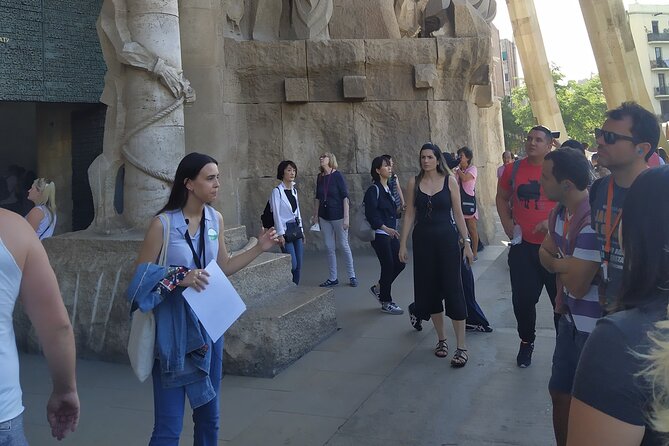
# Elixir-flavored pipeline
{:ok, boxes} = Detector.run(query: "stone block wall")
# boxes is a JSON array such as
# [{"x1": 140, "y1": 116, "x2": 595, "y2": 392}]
[{"x1": 179, "y1": 2, "x2": 503, "y2": 249}]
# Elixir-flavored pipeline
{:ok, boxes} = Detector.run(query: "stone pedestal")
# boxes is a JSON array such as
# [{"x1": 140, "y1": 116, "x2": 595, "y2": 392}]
[{"x1": 15, "y1": 227, "x2": 336, "y2": 377}]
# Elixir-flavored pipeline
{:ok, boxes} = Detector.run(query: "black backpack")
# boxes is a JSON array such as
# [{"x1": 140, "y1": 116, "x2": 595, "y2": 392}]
[{"x1": 261, "y1": 201, "x2": 274, "y2": 229}]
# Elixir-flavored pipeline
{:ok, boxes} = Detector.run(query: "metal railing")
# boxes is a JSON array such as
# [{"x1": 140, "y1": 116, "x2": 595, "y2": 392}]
[
  {"x1": 648, "y1": 32, "x2": 669, "y2": 42},
  {"x1": 651, "y1": 59, "x2": 669, "y2": 69},
  {"x1": 656, "y1": 86, "x2": 669, "y2": 96}
]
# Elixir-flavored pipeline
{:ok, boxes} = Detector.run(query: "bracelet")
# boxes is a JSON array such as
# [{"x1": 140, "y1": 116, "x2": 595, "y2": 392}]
[{"x1": 459, "y1": 237, "x2": 472, "y2": 247}]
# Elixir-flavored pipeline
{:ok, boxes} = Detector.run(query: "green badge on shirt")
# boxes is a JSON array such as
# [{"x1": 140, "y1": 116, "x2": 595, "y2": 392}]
[{"x1": 208, "y1": 228, "x2": 218, "y2": 241}]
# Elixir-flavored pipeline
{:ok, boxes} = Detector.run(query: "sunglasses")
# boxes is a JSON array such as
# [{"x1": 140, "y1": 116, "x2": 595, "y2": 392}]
[{"x1": 594, "y1": 128, "x2": 637, "y2": 145}]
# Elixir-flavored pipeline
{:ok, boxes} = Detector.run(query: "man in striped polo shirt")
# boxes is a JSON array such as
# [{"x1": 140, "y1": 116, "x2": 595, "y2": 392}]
[{"x1": 538, "y1": 148, "x2": 602, "y2": 446}]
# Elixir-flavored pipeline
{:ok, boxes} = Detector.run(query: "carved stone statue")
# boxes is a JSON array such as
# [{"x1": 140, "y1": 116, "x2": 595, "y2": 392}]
[
  {"x1": 394, "y1": 0, "x2": 495, "y2": 37},
  {"x1": 90, "y1": 0, "x2": 195, "y2": 232},
  {"x1": 291, "y1": 0, "x2": 333, "y2": 40},
  {"x1": 253, "y1": 0, "x2": 283, "y2": 41}
]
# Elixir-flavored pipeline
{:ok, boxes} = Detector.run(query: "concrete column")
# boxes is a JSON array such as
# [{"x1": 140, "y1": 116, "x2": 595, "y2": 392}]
[
  {"x1": 505, "y1": 0, "x2": 568, "y2": 138},
  {"x1": 579, "y1": 0, "x2": 653, "y2": 111}
]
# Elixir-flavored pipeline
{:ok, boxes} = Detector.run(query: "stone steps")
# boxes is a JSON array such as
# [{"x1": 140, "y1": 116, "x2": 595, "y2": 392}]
[
  {"x1": 15, "y1": 225, "x2": 337, "y2": 377},
  {"x1": 224, "y1": 285, "x2": 336, "y2": 377}
]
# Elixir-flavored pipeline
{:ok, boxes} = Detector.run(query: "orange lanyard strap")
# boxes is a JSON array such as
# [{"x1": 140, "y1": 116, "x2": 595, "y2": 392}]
[{"x1": 603, "y1": 179, "x2": 623, "y2": 263}]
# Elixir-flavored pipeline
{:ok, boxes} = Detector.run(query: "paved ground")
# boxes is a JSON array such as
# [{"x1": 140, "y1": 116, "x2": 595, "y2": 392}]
[{"x1": 19, "y1": 232, "x2": 558, "y2": 445}]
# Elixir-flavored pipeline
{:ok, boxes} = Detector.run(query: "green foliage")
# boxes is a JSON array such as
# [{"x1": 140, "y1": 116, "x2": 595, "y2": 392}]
[{"x1": 504, "y1": 66, "x2": 607, "y2": 150}]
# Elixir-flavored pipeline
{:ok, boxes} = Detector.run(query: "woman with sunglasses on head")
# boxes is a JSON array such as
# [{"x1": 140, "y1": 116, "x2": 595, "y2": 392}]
[
  {"x1": 25, "y1": 178, "x2": 57, "y2": 240},
  {"x1": 312, "y1": 152, "x2": 357, "y2": 288},
  {"x1": 567, "y1": 166, "x2": 669, "y2": 446},
  {"x1": 455, "y1": 146, "x2": 480, "y2": 261},
  {"x1": 131, "y1": 152, "x2": 278, "y2": 445},
  {"x1": 399, "y1": 143, "x2": 474, "y2": 367}
]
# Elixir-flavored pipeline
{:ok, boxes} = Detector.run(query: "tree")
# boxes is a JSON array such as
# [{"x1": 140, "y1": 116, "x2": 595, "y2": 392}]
[
  {"x1": 505, "y1": 66, "x2": 607, "y2": 149},
  {"x1": 502, "y1": 96, "x2": 525, "y2": 152}
]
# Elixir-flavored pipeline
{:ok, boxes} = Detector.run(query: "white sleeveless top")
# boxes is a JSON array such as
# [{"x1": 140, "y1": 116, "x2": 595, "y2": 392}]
[
  {"x1": 35, "y1": 205, "x2": 56, "y2": 240},
  {"x1": 0, "y1": 237, "x2": 24, "y2": 422}
]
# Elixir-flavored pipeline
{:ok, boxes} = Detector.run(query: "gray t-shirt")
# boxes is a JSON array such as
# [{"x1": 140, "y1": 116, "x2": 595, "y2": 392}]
[
  {"x1": 590, "y1": 176, "x2": 626, "y2": 307},
  {"x1": 573, "y1": 294, "x2": 669, "y2": 445}
]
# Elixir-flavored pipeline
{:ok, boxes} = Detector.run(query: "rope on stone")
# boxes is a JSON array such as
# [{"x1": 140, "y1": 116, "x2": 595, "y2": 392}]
[{"x1": 120, "y1": 95, "x2": 186, "y2": 184}]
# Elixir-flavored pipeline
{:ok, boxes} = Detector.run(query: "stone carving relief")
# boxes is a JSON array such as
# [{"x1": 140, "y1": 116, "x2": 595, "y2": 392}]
[
  {"x1": 225, "y1": 0, "x2": 245, "y2": 36},
  {"x1": 394, "y1": 0, "x2": 495, "y2": 37},
  {"x1": 90, "y1": 0, "x2": 195, "y2": 232},
  {"x1": 253, "y1": 0, "x2": 283, "y2": 41},
  {"x1": 292, "y1": 0, "x2": 333, "y2": 40}
]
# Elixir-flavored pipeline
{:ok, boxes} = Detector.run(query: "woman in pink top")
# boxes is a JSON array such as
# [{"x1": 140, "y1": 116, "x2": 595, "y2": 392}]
[{"x1": 456, "y1": 147, "x2": 479, "y2": 259}]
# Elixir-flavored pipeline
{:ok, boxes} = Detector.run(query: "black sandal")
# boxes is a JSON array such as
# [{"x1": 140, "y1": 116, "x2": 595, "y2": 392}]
[
  {"x1": 434, "y1": 340, "x2": 449, "y2": 358},
  {"x1": 451, "y1": 348, "x2": 468, "y2": 368}
]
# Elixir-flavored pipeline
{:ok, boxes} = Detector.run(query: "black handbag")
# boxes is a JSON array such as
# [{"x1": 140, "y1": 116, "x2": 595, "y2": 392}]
[
  {"x1": 284, "y1": 219, "x2": 304, "y2": 243},
  {"x1": 460, "y1": 183, "x2": 477, "y2": 216}
]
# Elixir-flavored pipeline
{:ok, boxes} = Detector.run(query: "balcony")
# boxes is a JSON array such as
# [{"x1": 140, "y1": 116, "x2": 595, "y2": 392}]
[
  {"x1": 656, "y1": 86, "x2": 669, "y2": 97},
  {"x1": 652, "y1": 59, "x2": 669, "y2": 70},
  {"x1": 648, "y1": 32, "x2": 669, "y2": 43}
]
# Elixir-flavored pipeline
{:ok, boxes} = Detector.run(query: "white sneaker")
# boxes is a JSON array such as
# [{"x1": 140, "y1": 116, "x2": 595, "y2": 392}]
[{"x1": 381, "y1": 302, "x2": 404, "y2": 315}]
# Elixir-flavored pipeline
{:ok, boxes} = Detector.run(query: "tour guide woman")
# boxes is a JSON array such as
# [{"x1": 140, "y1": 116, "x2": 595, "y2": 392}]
[{"x1": 131, "y1": 152, "x2": 278, "y2": 445}]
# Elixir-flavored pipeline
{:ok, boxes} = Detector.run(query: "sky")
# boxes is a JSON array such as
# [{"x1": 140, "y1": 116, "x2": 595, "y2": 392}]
[{"x1": 492, "y1": 0, "x2": 665, "y2": 81}]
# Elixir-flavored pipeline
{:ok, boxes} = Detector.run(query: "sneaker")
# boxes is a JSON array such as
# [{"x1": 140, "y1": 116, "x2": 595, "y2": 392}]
[
  {"x1": 349, "y1": 277, "x2": 359, "y2": 287},
  {"x1": 381, "y1": 302, "x2": 404, "y2": 315},
  {"x1": 408, "y1": 303, "x2": 422, "y2": 331},
  {"x1": 466, "y1": 323, "x2": 493, "y2": 333},
  {"x1": 319, "y1": 279, "x2": 339, "y2": 287},
  {"x1": 369, "y1": 285, "x2": 381, "y2": 303},
  {"x1": 516, "y1": 341, "x2": 534, "y2": 368}
]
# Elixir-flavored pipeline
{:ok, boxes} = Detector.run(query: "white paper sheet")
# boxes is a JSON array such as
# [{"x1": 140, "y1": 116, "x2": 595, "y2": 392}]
[{"x1": 182, "y1": 260, "x2": 246, "y2": 343}]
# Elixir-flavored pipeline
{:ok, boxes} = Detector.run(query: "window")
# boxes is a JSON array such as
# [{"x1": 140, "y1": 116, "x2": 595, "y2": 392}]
[
  {"x1": 502, "y1": 51, "x2": 507, "y2": 61},
  {"x1": 660, "y1": 73, "x2": 666, "y2": 89},
  {"x1": 657, "y1": 47, "x2": 663, "y2": 61},
  {"x1": 652, "y1": 20, "x2": 659, "y2": 34},
  {"x1": 505, "y1": 73, "x2": 509, "y2": 82}
]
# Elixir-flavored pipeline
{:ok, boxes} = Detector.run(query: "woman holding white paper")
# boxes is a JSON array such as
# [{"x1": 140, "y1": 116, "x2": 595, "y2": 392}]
[{"x1": 133, "y1": 152, "x2": 278, "y2": 446}]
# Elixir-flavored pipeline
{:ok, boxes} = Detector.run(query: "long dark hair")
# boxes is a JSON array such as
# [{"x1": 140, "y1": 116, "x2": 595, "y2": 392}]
[
  {"x1": 370, "y1": 155, "x2": 390, "y2": 182},
  {"x1": 157, "y1": 152, "x2": 218, "y2": 214},
  {"x1": 617, "y1": 166, "x2": 669, "y2": 309},
  {"x1": 416, "y1": 143, "x2": 449, "y2": 191}
]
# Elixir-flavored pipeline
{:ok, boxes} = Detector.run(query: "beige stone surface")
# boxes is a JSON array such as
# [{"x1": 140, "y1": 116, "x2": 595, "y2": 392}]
[
  {"x1": 307, "y1": 40, "x2": 366, "y2": 102},
  {"x1": 343, "y1": 76, "x2": 368, "y2": 99},
  {"x1": 433, "y1": 37, "x2": 489, "y2": 101},
  {"x1": 453, "y1": 0, "x2": 490, "y2": 38},
  {"x1": 329, "y1": 0, "x2": 401, "y2": 39},
  {"x1": 253, "y1": 0, "x2": 283, "y2": 41},
  {"x1": 428, "y1": 100, "x2": 472, "y2": 151},
  {"x1": 415, "y1": 63, "x2": 438, "y2": 89},
  {"x1": 285, "y1": 78, "x2": 310, "y2": 102},
  {"x1": 365, "y1": 38, "x2": 437, "y2": 101},
  {"x1": 353, "y1": 101, "x2": 431, "y2": 174},
  {"x1": 579, "y1": 0, "x2": 654, "y2": 111},
  {"x1": 281, "y1": 102, "x2": 357, "y2": 174},
  {"x1": 506, "y1": 0, "x2": 568, "y2": 138},
  {"x1": 223, "y1": 39, "x2": 307, "y2": 103}
]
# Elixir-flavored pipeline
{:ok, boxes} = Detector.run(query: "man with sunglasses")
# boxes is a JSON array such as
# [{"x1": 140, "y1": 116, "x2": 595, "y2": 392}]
[
  {"x1": 497, "y1": 125, "x2": 559, "y2": 368},
  {"x1": 590, "y1": 102, "x2": 660, "y2": 310}
]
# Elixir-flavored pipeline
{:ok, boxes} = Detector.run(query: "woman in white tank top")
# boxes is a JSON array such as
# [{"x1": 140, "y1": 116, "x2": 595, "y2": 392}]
[{"x1": 25, "y1": 178, "x2": 57, "y2": 240}]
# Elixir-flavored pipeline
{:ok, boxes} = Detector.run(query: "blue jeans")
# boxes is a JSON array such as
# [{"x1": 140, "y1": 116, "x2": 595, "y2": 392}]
[
  {"x1": 0, "y1": 413, "x2": 29, "y2": 446},
  {"x1": 149, "y1": 339, "x2": 224, "y2": 446},
  {"x1": 281, "y1": 238, "x2": 304, "y2": 285}
]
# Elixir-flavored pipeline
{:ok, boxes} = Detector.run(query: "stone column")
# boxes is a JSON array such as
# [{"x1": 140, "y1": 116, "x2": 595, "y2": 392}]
[
  {"x1": 578, "y1": 0, "x2": 653, "y2": 111},
  {"x1": 123, "y1": 0, "x2": 186, "y2": 227},
  {"x1": 505, "y1": 0, "x2": 567, "y2": 138}
]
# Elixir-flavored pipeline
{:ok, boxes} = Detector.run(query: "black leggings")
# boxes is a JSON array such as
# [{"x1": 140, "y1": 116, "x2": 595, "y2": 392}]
[
  {"x1": 508, "y1": 241, "x2": 558, "y2": 343},
  {"x1": 371, "y1": 234, "x2": 405, "y2": 303}
]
